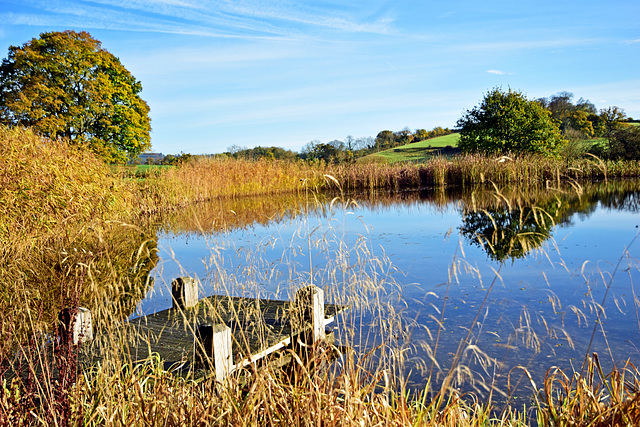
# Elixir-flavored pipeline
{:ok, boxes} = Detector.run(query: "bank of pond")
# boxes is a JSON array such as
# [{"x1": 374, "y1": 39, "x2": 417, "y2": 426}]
[{"x1": 3, "y1": 178, "x2": 640, "y2": 425}]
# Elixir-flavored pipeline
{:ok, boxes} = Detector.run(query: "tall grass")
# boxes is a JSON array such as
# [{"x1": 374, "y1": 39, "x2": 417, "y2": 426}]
[
  {"x1": 133, "y1": 152, "x2": 640, "y2": 214},
  {"x1": 3, "y1": 126, "x2": 640, "y2": 425},
  {"x1": 0, "y1": 126, "x2": 153, "y2": 344},
  {"x1": 135, "y1": 157, "x2": 329, "y2": 213},
  {"x1": 338, "y1": 153, "x2": 640, "y2": 191},
  {"x1": 1, "y1": 180, "x2": 503, "y2": 426}
]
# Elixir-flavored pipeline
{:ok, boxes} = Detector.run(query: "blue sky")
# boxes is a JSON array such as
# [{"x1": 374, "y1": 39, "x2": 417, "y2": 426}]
[{"x1": 1, "y1": 0, "x2": 639, "y2": 155}]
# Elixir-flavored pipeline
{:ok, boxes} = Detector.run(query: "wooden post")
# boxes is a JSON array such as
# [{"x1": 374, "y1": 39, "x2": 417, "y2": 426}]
[
  {"x1": 58, "y1": 307, "x2": 93, "y2": 345},
  {"x1": 172, "y1": 277, "x2": 199, "y2": 310},
  {"x1": 292, "y1": 285, "x2": 325, "y2": 343},
  {"x1": 196, "y1": 323, "x2": 233, "y2": 382}
]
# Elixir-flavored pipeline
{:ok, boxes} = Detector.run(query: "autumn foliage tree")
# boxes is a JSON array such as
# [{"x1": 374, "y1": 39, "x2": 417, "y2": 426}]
[
  {"x1": 537, "y1": 92, "x2": 627, "y2": 139},
  {"x1": 457, "y1": 88, "x2": 566, "y2": 156},
  {"x1": 0, "y1": 30, "x2": 151, "y2": 163}
]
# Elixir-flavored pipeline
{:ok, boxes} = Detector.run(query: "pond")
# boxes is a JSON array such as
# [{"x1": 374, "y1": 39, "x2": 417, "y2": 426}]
[{"x1": 138, "y1": 180, "x2": 640, "y2": 404}]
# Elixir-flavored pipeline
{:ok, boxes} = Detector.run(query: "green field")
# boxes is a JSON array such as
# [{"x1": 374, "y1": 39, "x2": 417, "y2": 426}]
[{"x1": 364, "y1": 133, "x2": 461, "y2": 163}]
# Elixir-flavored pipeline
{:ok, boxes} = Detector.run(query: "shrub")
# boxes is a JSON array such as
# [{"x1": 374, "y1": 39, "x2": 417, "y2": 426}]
[{"x1": 608, "y1": 126, "x2": 640, "y2": 160}]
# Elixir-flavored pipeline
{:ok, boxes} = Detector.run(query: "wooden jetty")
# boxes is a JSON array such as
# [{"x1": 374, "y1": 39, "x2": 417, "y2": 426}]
[{"x1": 70, "y1": 278, "x2": 347, "y2": 382}]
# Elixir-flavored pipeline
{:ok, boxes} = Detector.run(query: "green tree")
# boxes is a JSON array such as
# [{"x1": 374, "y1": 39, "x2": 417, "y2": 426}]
[
  {"x1": 457, "y1": 88, "x2": 565, "y2": 155},
  {"x1": 0, "y1": 30, "x2": 151, "y2": 163},
  {"x1": 576, "y1": 97, "x2": 597, "y2": 114},
  {"x1": 395, "y1": 128, "x2": 414, "y2": 145},
  {"x1": 588, "y1": 113, "x2": 607, "y2": 137},
  {"x1": 566, "y1": 110, "x2": 595, "y2": 137},
  {"x1": 375, "y1": 130, "x2": 394, "y2": 150},
  {"x1": 542, "y1": 91, "x2": 574, "y2": 131},
  {"x1": 599, "y1": 106, "x2": 626, "y2": 135},
  {"x1": 608, "y1": 126, "x2": 640, "y2": 160},
  {"x1": 413, "y1": 129, "x2": 428, "y2": 141}
]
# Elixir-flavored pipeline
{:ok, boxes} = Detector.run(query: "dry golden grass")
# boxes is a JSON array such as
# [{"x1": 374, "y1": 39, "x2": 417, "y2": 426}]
[
  {"x1": 532, "y1": 354, "x2": 640, "y2": 426},
  {"x1": 0, "y1": 126, "x2": 150, "y2": 341},
  {"x1": 337, "y1": 153, "x2": 640, "y2": 192},
  {"x1": 135, "y1": 157, "x2": 329, "y2": 213},
  {"x1": 4, "y1": 126, "x2": 640, "y2": 426}
]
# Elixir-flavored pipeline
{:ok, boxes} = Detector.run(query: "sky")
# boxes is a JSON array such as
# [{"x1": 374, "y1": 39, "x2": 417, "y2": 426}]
[{"x1": 0, "y1": 0, "x2": 639, "y2": 155}]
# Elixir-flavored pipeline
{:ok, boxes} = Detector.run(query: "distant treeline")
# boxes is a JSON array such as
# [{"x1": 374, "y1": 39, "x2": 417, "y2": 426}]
[
  {"x1": 536, "y1": 91, "x2": 630, "y2": 141},
  {"x1": 139, "y1": 90, "x2": 639, "y2": 165},
  {"x1": 140, "y1": 126, "x2": 455, "y2": 165}
]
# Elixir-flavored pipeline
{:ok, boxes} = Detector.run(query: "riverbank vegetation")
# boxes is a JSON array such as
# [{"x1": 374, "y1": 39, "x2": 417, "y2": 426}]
[
  {"x1": 3, "y1": 27, "x2": 640, "y2": 424},
  {"x1": 0, "y1": 127, "x2": 154, "y2": 341},
  {"x1": 3, "y1": 125, "x2": 640, "y2": 425},
  {"x1": 134, "y1": 144, "x2": 640, "y2": 213},
  {"x1": 3, "y1": 124, "x2": 640, "y2": 327}
]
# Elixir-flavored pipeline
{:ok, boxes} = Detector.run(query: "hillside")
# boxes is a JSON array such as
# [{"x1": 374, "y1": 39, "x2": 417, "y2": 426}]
[{"x1": 363, "y1": 133, "x2": 461, "y2": 163}]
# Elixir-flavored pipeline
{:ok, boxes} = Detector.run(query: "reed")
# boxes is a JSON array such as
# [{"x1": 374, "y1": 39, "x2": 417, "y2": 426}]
[
  {"x1": 532, "y1": 354, "x2": 640, "y2": 426},
  {"x1": 0, "y1": 126, "x2": 149, "y2": 345},
  {"x1": 127, "y1": 149, "x2": 640, "y2": 216},
  {"x1": 135, "y1": 157, "x2": 329, "y2": 213},
  {"x1": 4, "y1": 126, "x2": 640, "y2": 425},
  {"x1": 330, "y1": 153, "x2": 640, "y2": 192}
]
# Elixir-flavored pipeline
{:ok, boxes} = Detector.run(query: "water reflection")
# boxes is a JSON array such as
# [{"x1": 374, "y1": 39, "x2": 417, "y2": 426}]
[
  {"x1": 150, "y1": 180, "x2": 640, "y2": 240},
  {"x1": 459, "y1": 187, "x2": 578, "y2": 261},
  {"x1": 460, "y1": 203, "x2": 556, "y2": 261},
  {"x1": 87, "y1": 222, "x2": 158, "y2": 325},
  {"x1": 456, "y1": 181, "x2": 640, "y2": 262},
  {"x1": 144, "y1": 180, "x2": 640, "y2": 405}
]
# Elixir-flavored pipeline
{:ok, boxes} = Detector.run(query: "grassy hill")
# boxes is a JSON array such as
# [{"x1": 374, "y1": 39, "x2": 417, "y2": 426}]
[{"x1": 363, "y1": 133, "x2": 461, "y2": 163}]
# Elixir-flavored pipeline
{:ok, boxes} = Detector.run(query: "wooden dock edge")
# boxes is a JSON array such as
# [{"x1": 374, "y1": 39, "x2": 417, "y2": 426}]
[
  {"x1": 62, "y1": 279, "x2": 347, "y2": 384},
  {"x1": 196, "y1": 284, "x2": 335, "y2": 382}
]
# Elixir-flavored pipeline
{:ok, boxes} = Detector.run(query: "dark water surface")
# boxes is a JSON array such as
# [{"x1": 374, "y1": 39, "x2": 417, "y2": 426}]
[{"x1": 140, "y1": 181, "x2": 640, "y2": 402}]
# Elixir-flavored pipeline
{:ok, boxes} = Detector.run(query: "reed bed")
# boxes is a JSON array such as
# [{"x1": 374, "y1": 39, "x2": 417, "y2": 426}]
[
  {"x1": 0, "y1": 126, "x2": 149, "y2": 344},
  {"x1": 330, "y1": 154, "x2": 640, "y2": 192},
  {"x1": 135, "y1": 157, "x2": 330, "y2": 213},
  {"x1": 6, "y1": 183, "x2": 640, "y2": 426},
  {"x1": 132, "y1": 153, "x2": 640, "y2": 206},
  {"x1": 533, "y1": 354, "x2": 640, "y2": 426},
  {"x1": 129, "y1": 149, "x2": 640, "y2": 215},
  {"x1": 4, "y1": 126, "x2": 640, "y2": 425}
]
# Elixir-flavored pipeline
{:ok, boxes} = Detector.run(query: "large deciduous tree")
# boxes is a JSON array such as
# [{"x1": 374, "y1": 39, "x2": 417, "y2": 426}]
[
  {"x1": 0, "y1": 30, "x2": 151, "y2": 163},
  {"x1": 457, "y1": 88, "x2": 565, "y2": 156}
]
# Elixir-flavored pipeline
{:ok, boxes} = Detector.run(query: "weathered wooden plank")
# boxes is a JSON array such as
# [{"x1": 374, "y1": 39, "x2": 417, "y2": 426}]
[{"x1": 109, "y1": 294, "x2": 346, "y2": 374}]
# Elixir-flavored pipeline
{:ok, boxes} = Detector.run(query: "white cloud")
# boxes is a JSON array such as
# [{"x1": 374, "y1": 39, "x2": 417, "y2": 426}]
[
  {"x1": 487, "y1": 69, "x2": 506, "y2": 75},
  {"x1": 226, "y1": 2, "x2": 394, "y2": 35},
  {"x1": 12, "y1": 0, "x2": 394, "y2": 40}
]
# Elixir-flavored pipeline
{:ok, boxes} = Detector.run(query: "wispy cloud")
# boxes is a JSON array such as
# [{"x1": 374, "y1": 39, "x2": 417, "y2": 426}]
[
  {"x1": 487, "y1": 69, "x2": 506, "y2": 75},
  {"x1": 226, "y1": 2, "x2": 394, "y2": 34},
  {"x1": 21, "y1": 0, "x2": 296, "y2": 39},
  {"x1": 12, "y1": 0, "x2": 394, "y2": 40}
]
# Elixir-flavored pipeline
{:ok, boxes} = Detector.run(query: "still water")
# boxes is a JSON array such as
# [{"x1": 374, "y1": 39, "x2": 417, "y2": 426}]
[{"x1": 140, "y1": 182, "x2": 640, "y2": 401}]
